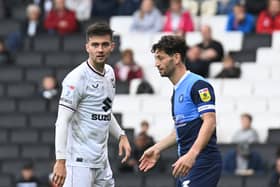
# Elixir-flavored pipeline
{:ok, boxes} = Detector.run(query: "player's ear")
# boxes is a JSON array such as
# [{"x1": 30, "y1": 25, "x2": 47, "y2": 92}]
[
  {"x1": 174, "y1": 53, "x2": 181, "y2": 64},
  {"x1": 85, "y1": 43, "x2": 89, "y2": 53}
]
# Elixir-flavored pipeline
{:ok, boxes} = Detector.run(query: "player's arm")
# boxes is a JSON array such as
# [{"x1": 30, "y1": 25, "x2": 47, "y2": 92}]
[
  {"x1": 109, "y1": 114, "x2": 131, "y2": 163},
  {"x1": 53, "y1": 105, "x2": 75, "y2": 187},
  {"x1": 172, "y1": 80, "x2": 216, "y2": 177},
  {"x1": 139, "y1": 129, "x2": 176, "y2": 172}
]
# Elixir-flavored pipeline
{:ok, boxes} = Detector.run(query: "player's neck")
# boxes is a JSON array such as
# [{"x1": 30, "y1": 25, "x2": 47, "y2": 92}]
[
  {"x1": 89, "y1": 59, "x2": 105, "y2": 75},
  {"x1": 170, "y1": 66, "x2": 187, "y2": 85}
]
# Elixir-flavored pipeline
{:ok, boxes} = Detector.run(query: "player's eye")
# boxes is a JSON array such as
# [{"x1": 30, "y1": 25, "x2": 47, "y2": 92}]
[
  {"x1": 101, "y1": 42, "x2": 110, "y2": 48},
  {"x1": 92, "y1": 43, "x2": 100, "y2": 48}
]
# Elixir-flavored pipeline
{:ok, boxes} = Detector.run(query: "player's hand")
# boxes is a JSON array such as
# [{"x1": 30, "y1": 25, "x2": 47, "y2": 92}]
[
  {"x1": 172, "y1": 151, "x2": 197, "y2": 178},
  {"x1": 52, "y1": 160, "x2": 66, "y2": 187},
  {"x1": 139, "y1": 146, "x2": 160, "y2": 172},
  {"x1": 119, "y1": 135, "x2": 131, "y2": 163}
]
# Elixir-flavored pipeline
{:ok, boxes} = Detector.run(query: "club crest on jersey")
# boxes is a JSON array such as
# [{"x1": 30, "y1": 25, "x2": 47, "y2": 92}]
[
  {"x1": 65, "y1": 85, "x2": 75, "y2": 97},
  {"x1": 198, "y1": 88, "x2": 211, "y2": 102}
]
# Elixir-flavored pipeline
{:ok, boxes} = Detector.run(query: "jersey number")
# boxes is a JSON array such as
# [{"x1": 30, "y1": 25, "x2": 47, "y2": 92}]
[{"x1": 102, "y1": 97, "x2": 112, "y2": 112}]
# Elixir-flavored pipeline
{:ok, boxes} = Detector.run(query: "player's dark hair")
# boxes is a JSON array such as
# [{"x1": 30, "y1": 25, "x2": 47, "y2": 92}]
[
  {"x1": 241, "y1": 113, "x2": 253, "y2": 122},
  {"x1": 151, "y1": 35, "x2": 187, "y2": 62},
  {"x1": 86, "y1": 22, "x2": 113, "y2": 41}
]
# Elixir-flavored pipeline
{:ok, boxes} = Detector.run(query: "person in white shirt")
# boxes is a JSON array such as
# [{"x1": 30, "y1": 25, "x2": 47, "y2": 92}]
[{"x1": 52, "y1": 22, "x2": 131, "y2": 187}]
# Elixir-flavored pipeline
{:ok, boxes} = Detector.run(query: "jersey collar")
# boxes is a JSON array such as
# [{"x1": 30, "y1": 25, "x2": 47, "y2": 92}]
[
  {"x1": 87, "y1": 61, "x2": 105, "y2": 77},
  {"x1": 174, "y1": 71, "x2": 190, "y2": 90}
]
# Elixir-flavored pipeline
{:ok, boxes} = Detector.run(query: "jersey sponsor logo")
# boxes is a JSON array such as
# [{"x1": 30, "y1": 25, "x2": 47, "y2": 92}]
[
  {"x1": 60, "y1": 97, "x2": 73, "y2": 104},
  {"x1": 92, "y1": 84, "x2": 99, "y2": 88},
  {"x1": 198, "y1": 88, "x2": 211, "y2": 102},
  {"x1": 182, "y1": 180, "x2": 190, "y2": 187},
  {"x1": 102, "y1": 97, "x2": 112, "y2": 112},
  {"x1": 91, "y1": 113, "x2": 111, "y2": 121}
]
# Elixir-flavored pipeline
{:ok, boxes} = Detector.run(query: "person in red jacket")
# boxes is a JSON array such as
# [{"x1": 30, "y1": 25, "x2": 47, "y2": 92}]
[
  {"x1": 44, "y1": 0, "x2": 78, "y2": 35},
  {"x1": 162, "y1": 0, "x2": 194, "y2": 35},
  {"x1": 114, "y1": 49, "x2": 143, "y2": 83},
  {"x1": 256, "y1": 0, "x2": 280, "y2": 34}
]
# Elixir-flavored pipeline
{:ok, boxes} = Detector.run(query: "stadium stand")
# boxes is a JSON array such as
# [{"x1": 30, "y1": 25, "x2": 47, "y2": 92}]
[{"x1": 0, "y1": 1, "x2": 280, "y2": 186}]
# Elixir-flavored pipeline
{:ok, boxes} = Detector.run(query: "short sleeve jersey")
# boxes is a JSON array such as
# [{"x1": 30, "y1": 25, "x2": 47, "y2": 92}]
[
  {"x1": 59, "y1": 61, "x2": 116, "y2": 168},
  {"x1": 172, "y1": 71, "x2": 219, "y2": 158}
]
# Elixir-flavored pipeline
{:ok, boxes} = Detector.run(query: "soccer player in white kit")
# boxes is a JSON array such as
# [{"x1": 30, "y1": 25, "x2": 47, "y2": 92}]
[{"x1": 52, "y1": 23, "x2": 131, "y2": 187}]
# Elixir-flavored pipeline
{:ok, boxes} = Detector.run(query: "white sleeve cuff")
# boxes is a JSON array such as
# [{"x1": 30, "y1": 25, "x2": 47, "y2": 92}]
[{"x1": 109, "y1": 114, "x2": 125, "y2": 140}]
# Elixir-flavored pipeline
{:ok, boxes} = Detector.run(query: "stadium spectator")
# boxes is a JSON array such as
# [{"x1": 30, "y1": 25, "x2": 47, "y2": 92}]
[
  {"x1": 130, "y1": 0, "x2": 163, "y2": 33},
  {"x1": 16, "y1": 163, "x2": 40, "y2": 187},
  {"x1": 41, "y1": 75, "x2": 59, "y2": 100},
  {"x1": 269, "y1": 153, "x2": 280, "y2": 187},
  {"x1": 136, "y1": 79, "x2": 155, "y2": 94},
  {"x1": 186, "y1": 25, "x2": 224, "y2": 77},
  {"x1": 217, "y1": 0, "x2": 240, "y2": 15},
  {"x1": 22, "y1": 4, "x2": 44, "y2": 37},
  {"x1": 65, "y1": 0, "x2": 92, "y2": 21},
  {"x1": 44, "y1": 0, "x2": 78, "y2": 35},
  {"x1": 117, "y1": 0, "x2": 141, "y2": 15},
  {"x1": 256, "y1": 0, "x2": 280, "y2": 34},
  {"x1": 114, "y1": 49, "x2": 144, "y2": 82},
  {"x1": 91, "y1": 0, "x2": 118, "y2": 18},
  {"x1": 120, "y1": 120, "x2": 155, "y2": 172},
  {"x1": 223, "y1": 143, "x2": 264, "y2": 175},
  {"x1": 163, "y1": 0, "x2": 194, "y2": 35},
  {"x1": 32, "y1": 0, "x2": 53, "y2": 14},
  {"x1": 232, "y1": 113, "x2": 259, "y2": 143},
  {"x1": 226, "y1": 3, "x2": 255, "y2": 33},
  {"x1": 245, "y1": 0, "x2": 267, "y2": 16},
  {"x1": 0, "y1": 39, "x2": 11, "y2": 65},
  {"x1": 215, "y1": 55, "x2": 241, "y2": 78}
]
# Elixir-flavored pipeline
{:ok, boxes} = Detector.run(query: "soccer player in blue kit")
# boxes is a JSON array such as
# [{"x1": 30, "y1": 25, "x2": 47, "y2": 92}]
[{"x1": 139, "y1": 35, "x2": 222, "y2": 187}]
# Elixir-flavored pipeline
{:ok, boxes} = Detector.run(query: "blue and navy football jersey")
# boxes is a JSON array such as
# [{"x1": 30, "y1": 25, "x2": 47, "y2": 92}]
[{"x1": 172, "y1": 71, "x2": 219, "y2": 158}]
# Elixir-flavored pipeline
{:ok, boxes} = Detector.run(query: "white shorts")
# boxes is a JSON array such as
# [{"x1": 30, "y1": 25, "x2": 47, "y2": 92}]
[{"x1": 63, "y1": 163, "x2": 114, "y2": 187}]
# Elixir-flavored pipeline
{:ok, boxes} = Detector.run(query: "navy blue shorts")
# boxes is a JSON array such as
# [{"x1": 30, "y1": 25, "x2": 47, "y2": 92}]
[{"x1": 176, "y1": 156, "x2": 222, "y2": 187}]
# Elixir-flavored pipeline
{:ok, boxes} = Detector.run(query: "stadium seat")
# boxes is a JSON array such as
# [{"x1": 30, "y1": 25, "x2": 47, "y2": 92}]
[
  {"x1": 25, "y1": 67, "x2": 53, "y2": 83},
  {"x1": 41, "y1": 129, "x2": 55, "y2": 144},
  {"x1": 0, "y1": 145, "x2": 19, "y2": 159},
  {"x1": 33, "y1": 160, "x2": 54, "y2": 177},
  {"x1": 21, "y1": 145, "x2": 51, "y2": 159},
  {"x1": 45, "y1": 52, "x2": 73, "y2": 67},
  {"x1": 55, "y1": 67, "x2": 72, "y2": 82},
  {"x1": 215, "y1": 97, "x2": 236, "y2": 114},
  {"x1": 11, "y1": 6, "x2": 26, "y2": 21},
  {"x1": 235, "y1": 96, "x2": 267, "y2": 114},
  {"x1": 209, "y1": 62, "x2": 223, "y2": 78},
  {"x1": 268, "y1": 98, "x2": 280, "y2": 113},
  {"x1": 246, "y1": 175, "x2": 270, "y2": 187},
  {"x1": 0, "y1": 84, "x2": 4, "y2": 97},
  {"x1": 30, "y1": 113, "x2": 56, "y2": 129},
  {"x1": 241, "y1": 63, "x2": 271, "y2": 80},
  {"x1": 18, "y1": 99, "x2": 47, "y2": 113},
  {"x1": 113, "y1": 95, "x2": 141, "y2": 113},
  {"x1": 134, "y1": 51, "x2": 154, "y2": 67},
  {"x1": 158, "y1": 78, "x2": 173, "y2": 97},
  {"x1": 122, "y1": 112, "x2": 154, "y2": 131},
  {"x1": 256, "y1": 47, "x2": 280, "y2": 64},
  {"x1": 110, "y1": 16, "x2": 133, "y2": 35},
  {"x1": 120, "y1": 33, "x2": 152, "y2": 53},
  {"x1": 250, "y1": 143, "x2": 278, "y2": 168},
  {"x1": 129, "y1": 78, "x2": 142, "y2": 95},
  {"x1": 0, "y1": 67, "x2": 23, "y2": 82},
  {"x1": 242, "y1": 34, "x2": 271, "y2": 51},
  {"x1": 116, "y1": 80, "x2": 130, "y2": 94},
  {"x1": 222, "y1": 79, "x2": 253, "y2": 97},
  {"x1": 230, "y1": 50, "x2": 256, "y2": 62},
  {"x1": 253, "y1": 80, "x2": 280, "y2": 97},
  {"x1": 152, "y1": 113, "x2": 174, "y2": 141},
  {"x1": 267, "y1": 129, "x2": 280, "y2": 144},
  {"x1": 145, "y1": 173, "x2": 176, "y2": 187},
  {"x1": 0, "y1": 99, "x2": 16, "y2": 113},
  {"x1": 272, "y1": 31, "x2": 280, "y2": 49},
  {"x1": 215, "y1": 31, "x2": 243, "y2": 52},
  {"x1": 34, "y1": 34, "x2": 61, "y2": 52},
  {"x1": 0, "y1": 114, "x2": 27, "y2": 129},
  {"x1": 186, "y1": 31, "x2": 202, "y2": 46},
  {"x1": 0, "y1": 174, "x2": 12, "y2": 187},
  {"x1": 15, "y1": 52, "x2": 43, "y2": 66},
  {"x1": 271, "y1": 65, "x2": 280, "y2": 80},
  {"x1": 141, "y1": 96, "x2": 171, "y2": 113},
  {"x1": 0, "y1": 20, "x2": 20, "y2": 36},
  {"x1": 115, "y1": 173, "x2": 142, "y2": 187},
  {"x1": 0, "y1": 130, "x2": 8, "y2": 143},
  {"x1": 216, "y1": 114, "x2": 240, "y2": 143},
  {"x1": 217, "y1": 175, "x2": 242, "y2": 187},
  {"x1": 7, "y1": 83, "x2": 36, "y2": 98},
  {"x1": 207, "y1": 78, "x2": 223, "y2": 97},
  {"x1": 11, "y1": 130, "x2": 39, "y2": 143},
  {"x1": 1, "y1": 160, "x2": 26, "y2": 177},
  {"x1": 218, "y1": 143, "x2": 236, "y2": 158},
  {"x1": 63, "y1": 34, "x2": 84, "y2": 52}
]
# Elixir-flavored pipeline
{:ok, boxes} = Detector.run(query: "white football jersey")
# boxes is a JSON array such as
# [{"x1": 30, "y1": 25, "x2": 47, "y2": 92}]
[{"x1": 59, "y1": 61, "x2": 116, "y2": 168}]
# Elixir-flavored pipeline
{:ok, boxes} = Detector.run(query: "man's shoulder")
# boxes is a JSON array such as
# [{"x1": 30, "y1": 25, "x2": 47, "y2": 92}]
[{"x1": 63, "y1": 62, "x2": 87, "y2": 84}]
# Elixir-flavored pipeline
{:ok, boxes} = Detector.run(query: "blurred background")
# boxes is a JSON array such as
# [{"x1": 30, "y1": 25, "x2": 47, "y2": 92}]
[{"x1": 0, "y1": 0, "x2": 280, "y2": 186}]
